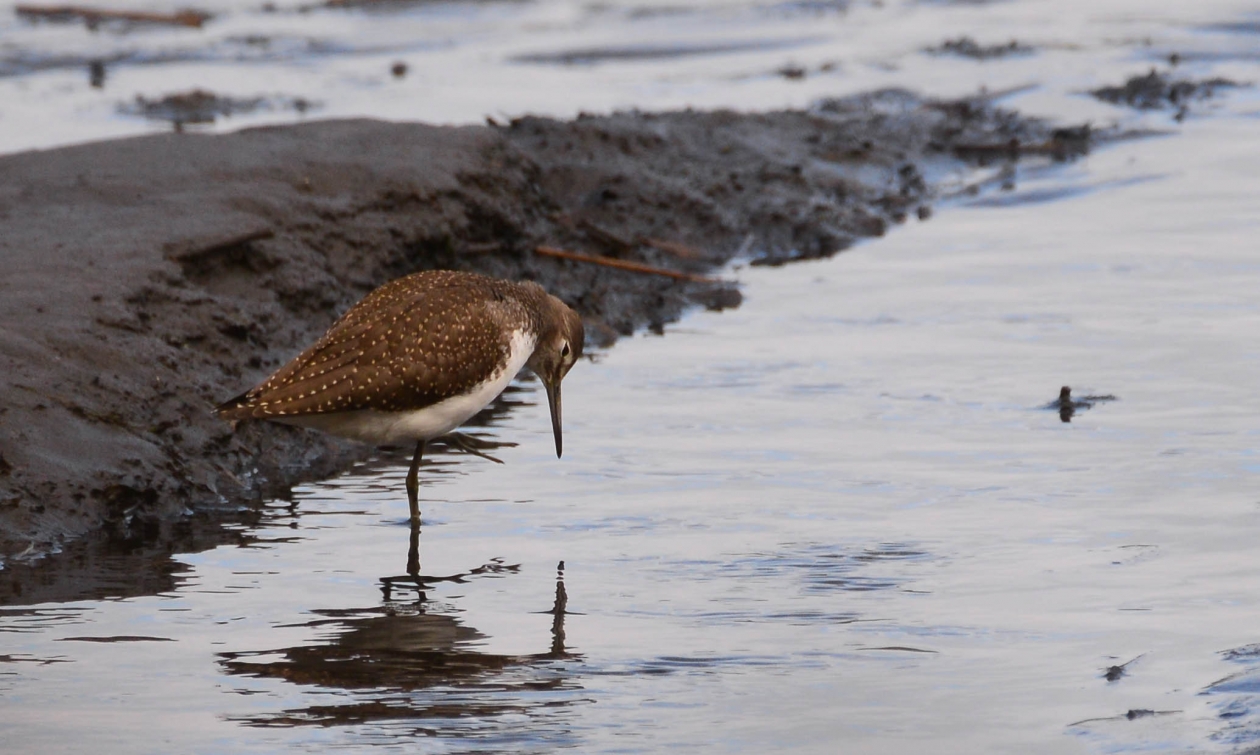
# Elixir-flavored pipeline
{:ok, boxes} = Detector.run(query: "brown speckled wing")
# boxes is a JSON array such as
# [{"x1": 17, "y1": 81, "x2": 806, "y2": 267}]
[{"x1": 218, "y1": 272, "x2": 529, "y2": 420}]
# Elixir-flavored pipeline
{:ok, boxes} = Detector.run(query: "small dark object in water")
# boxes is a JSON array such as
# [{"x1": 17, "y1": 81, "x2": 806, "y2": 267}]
[
  {"x1": 1103, "y1": 653, "x2": 1144, "y2": 682},
  {"x1": 1068, "y1": 707, "x2": 1178, "y2": 727},
  {"x1": 390, "y1": 61, "x2": 407, "y2": 79},
  {"x1": 1045, "y1": 386, "x2": 1117, "y2": 423},
  {"x1": 778, "y1": 64, "x2": 806, "y2": 80},
  {"x1": 88, "y1": 59, "x2": 105, "y2": 89}
]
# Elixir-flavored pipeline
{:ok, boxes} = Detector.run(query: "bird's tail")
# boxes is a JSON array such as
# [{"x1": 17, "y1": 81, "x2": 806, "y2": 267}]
[{"x1": 215, "y1": 391, "x2": 258, "y2": 421}]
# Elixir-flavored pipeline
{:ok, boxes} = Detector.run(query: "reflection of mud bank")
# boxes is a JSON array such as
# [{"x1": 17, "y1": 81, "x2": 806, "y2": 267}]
[
  {"x1": 119, "y1": 89, "x2": 317, "y2": 128},
  {"x1": 0, "y1": 92, "x2": 1093, "y2": 557}
]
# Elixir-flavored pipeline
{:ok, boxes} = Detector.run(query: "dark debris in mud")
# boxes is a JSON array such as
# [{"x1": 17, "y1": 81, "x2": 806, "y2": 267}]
[
  {"x1": 1223, "y1": 644, "x2": 1260, "y2": 663},
  {"x1": 1091, "y1": 69, "x2": 1241, "y2": 116},
  {"x1": 927, "y1": 37, "x2": 1034, "y2": 60},
  {"x1": 0, "y1": 91, "x2": 1099, "y2": 563}
]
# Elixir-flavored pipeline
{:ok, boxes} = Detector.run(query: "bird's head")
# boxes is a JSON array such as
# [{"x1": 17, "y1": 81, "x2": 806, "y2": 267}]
[{"x1": 527, "y1": 295, "x2": 585, "y2": 458}]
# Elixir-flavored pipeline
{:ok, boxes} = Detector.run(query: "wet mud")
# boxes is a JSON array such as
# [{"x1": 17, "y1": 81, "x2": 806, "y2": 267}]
[{"x1": 0, "y1": 91, "x2": 1093, "y2": 559}]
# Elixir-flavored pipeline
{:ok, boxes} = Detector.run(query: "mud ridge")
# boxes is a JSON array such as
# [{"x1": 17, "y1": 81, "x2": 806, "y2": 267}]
[{"x1": 0, "y1": 89, "x2": 1095, "y2": 559}]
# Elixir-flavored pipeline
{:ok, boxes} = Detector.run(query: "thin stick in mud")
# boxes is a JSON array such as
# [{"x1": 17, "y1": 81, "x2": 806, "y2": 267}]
[{"x1": 534, "y1": 245, "x2": 717, "y2": 283}]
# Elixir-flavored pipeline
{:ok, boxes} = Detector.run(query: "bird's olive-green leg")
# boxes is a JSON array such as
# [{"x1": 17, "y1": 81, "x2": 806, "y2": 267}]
[
  {"x1": 405, "y1": 439, "x2": 426, "y2": 523},
  {"x1": 406, "y1": 518, "x2": 421, "y2": 577}
]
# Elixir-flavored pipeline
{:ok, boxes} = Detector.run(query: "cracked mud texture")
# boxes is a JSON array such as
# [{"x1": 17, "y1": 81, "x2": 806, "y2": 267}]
[{"x1": 0, "y1": 89, "x2": 1091, "y2": 557}]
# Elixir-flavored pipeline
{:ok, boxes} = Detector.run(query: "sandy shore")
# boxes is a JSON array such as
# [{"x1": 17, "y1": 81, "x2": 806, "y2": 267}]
[{"x1": 0, "y1": 90, "x2": 1088, "y2": 557}]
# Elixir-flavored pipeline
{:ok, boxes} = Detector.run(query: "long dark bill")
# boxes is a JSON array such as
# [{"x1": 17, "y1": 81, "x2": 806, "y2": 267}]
[{"x1": 544, "y1": 380, "x2": 563, "y2": 458}]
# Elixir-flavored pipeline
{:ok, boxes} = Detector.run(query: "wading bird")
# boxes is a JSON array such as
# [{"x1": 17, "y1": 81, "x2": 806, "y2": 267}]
[{"x1": 217, "y1": 270, "x2": 584, "y2": 521}]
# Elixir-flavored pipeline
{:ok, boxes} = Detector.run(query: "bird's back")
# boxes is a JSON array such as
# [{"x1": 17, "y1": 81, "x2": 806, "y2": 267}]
[{"x1": 217, "y1": 271, "x2": 534, "y2": 421}]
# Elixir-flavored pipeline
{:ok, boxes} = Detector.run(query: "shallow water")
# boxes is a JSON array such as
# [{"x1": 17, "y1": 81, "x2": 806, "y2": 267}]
[
  {"x1": 1, "y1": 0, "x2": 1259, "y2": 152},
  {"x1": 5, "y1": 0, "x2": 1260, "y2": 753}
]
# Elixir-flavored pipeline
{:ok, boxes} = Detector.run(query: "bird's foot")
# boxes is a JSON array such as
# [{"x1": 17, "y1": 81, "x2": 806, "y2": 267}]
[{"x1": 441, "y1": 432, "x2": 518, "y2": 464}]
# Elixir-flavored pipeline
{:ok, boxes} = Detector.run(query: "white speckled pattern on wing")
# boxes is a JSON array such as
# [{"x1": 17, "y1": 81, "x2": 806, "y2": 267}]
[
  {"x1": 216, "y1": 270, "x2": 585, "y2": 447},
  {"x1": 273, "y1": 329, "x2": 536, "y2": 444},
  {"x1": 218, "y1": 271, "x2": 542, "y2": 420}
]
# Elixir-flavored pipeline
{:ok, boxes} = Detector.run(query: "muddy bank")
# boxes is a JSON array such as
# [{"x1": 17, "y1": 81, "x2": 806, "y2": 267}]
[{"x1": 0, "y1": 90, "x2": 1091, "y2": 559}]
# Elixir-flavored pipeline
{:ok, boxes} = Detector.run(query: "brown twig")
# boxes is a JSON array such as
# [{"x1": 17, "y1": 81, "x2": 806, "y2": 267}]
[
  {"x1": 16, "y1": 4, "x2": 211, "y2": 27},
  {"x1": 534, "y1": 246, "x2": 717, "y2": 283},
  {"x1": 642, "y1": 237, "x2": 707, "y2": 260}
]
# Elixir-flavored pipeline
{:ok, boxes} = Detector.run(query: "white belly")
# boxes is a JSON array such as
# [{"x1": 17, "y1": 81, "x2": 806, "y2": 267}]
[{"x1": 279, "y1": 329, "x2": 535, "y2": 445}]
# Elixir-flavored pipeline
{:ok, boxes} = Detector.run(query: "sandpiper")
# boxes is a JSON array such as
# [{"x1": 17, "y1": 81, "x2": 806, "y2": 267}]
[{"x1": 217, "y1": 270, "x2": 584, "y2": 521}]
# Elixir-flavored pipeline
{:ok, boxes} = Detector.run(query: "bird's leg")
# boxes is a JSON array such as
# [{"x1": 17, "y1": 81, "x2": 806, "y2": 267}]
[
  {"x1": 405, "y1": 439, "x2": 426, "y2": 523},
  {"x1": 406, "y1": 517, "x2": 421, "y2": 578}
]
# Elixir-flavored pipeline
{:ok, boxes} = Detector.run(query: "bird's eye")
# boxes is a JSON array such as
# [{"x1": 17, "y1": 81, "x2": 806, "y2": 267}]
[{"x1": 561, "y1": 341, "x2": 571, "y2": 359}]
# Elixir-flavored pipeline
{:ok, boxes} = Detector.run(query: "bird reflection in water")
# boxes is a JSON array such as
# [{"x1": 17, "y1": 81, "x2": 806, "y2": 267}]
[
  {"x1": 380, "y1": 521, "x2": 519, "y2": 601},
  {"x1": 379, "y1": 430, "x2": 523, "y2": 587},
  {"x1": 219, "y1": 559, "x2": 578, "y2": 730}
]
